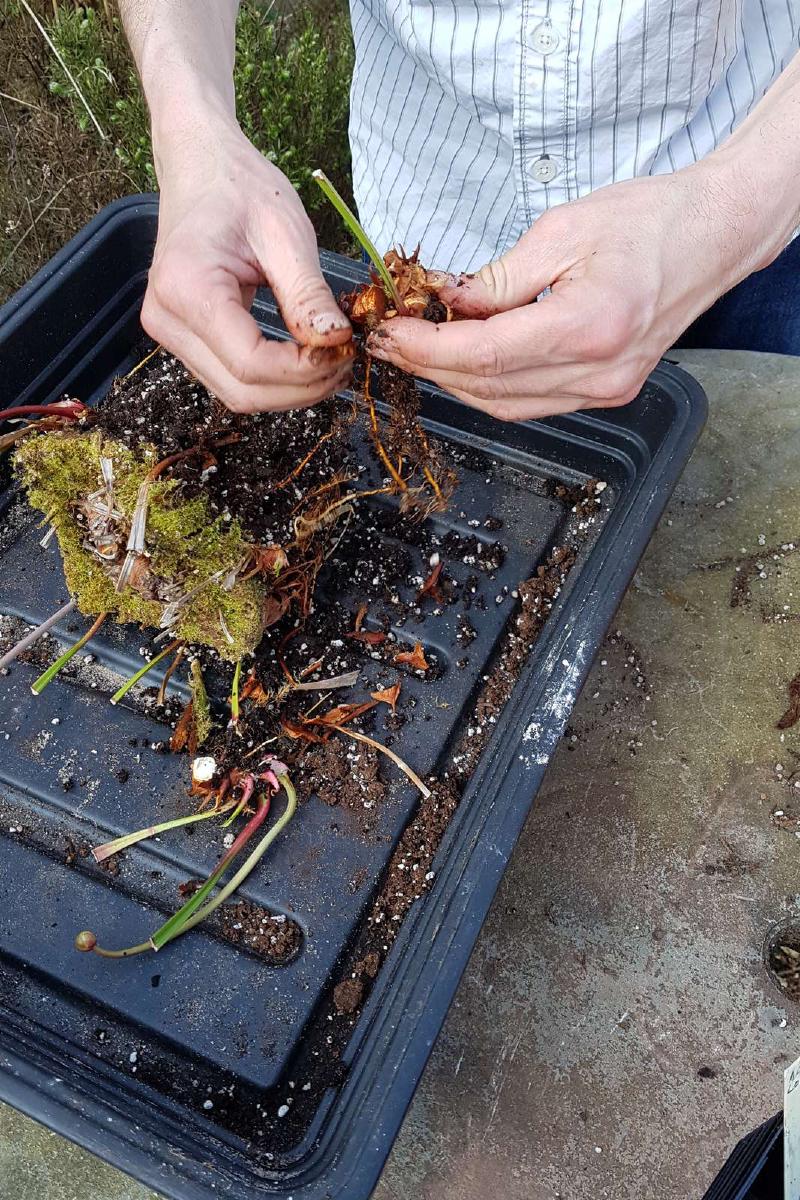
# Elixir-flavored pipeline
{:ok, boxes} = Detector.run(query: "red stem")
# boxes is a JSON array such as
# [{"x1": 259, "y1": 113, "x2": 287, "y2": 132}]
[
  {"x1": 214, "y1": 779, "x2": 269, "y2": 875},
  {"x1": 0, "y1": 403, "x2": 86, "y2": 421}
]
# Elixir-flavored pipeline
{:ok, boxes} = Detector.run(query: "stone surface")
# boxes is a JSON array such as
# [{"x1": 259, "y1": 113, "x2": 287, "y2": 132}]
[{"x1": 2, "y1": 350, "x2": 798, "y2": 1199}]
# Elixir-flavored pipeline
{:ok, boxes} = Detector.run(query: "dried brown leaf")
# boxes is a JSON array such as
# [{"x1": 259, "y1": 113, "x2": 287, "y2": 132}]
[
  {"x1": 371, "y1": 682, "x2": 401, "y2": 713},
  {"x1": 346, "y1": 630, "x2": 387, "y2": 646},
  {"x1": 394, "y1": 642, "x2": 430, "y2": 672},
  {"x1": 417, "y1": 561, "x2": 444, "y2": 603},
  {"x1": 311, "y1": 700, "x2": 378, "y2": 729},
  {"x1": 170, "y1": 700, "x2": 196, "y2": 754}
]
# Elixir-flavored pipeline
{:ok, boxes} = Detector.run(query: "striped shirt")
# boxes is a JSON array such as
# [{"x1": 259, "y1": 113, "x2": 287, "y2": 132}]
[{"x1": 348, "y1": 0, "x2": 799, "y2": 272}]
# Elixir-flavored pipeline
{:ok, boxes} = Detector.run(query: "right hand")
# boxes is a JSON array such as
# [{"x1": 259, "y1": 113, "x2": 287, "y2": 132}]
[{"x1": 142, "y1": 122, "x2": 354, "y2": 413}]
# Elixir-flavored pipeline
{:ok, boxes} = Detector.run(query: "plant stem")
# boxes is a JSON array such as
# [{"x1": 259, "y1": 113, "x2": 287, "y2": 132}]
[
  {"x1": 312, "y1": 170, "x2": 405, "y2": 313},
  {"x1": 0, "y1": 599, "x2": 76, "y2": 672},
  {"x1": 333, "y1": 727, "x2": 431, "y2": 798},
  {"x1": 92, "y1": 810, "x2": 220, "y2": 863},
  {"x1": 110, "y1": 639, "x2": 180, "y2": 706},
  {"x1": 31, "y1": 611, "x2": 107, "y2": 694},
  {"x1": 0, "y1": 403, "x2": 85, "y2": 421},
  {"x1": 88, "y1": 785, "x2": 273, "y2": 958},
  {"x1": 19, "y1": 0, "x2": 107, "y2": 141},
  {"x1": 150, "y1": 784, "x2": 268, "y2": 951},
  {"x1": 230, "y1": 659, "x2": 241, "y2": 726},
  {"x1": 157, "y1": 643, "x2": 185, "y2": 705},
  {"x1": 77, "y1": 764, "x2": 297, "y2": 961},
  {"x1": 179, "y1": 768, "x2": 296, "y2": 936},
  {"x1": 221, "y1": 772, "x2": 255, "y2": 829}
]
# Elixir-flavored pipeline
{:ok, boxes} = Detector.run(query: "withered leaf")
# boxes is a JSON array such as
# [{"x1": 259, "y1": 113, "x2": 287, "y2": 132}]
[
  {"x1": 370, "y1": 682, "x2": 401, "y2": 713},
  {"x1": 346, "y1": 630, "x2": 387, "y2": 646},
  {"x1": 354, "y1": 602, "x2": 369, "y2": 633},
  {"x1": 311, "y1": 700, "x2": 378, "y2": 729},
  {"x1": 417, "y1": 561, "x2": 444, "y2": 603},
  {"x1": 263, "y1": 591, "x2": 291, "y2": 629},
  {"x1": 394, "y1": 642, "x2": 430, "y2": 672},
  {"x1": 281, "y1": 718, "x2": 325, "y2": 744},
  {"x1": 240, "y1": 670, "x2": 269, "y2": 705},
  {"x1": 170, "y1": 700, "x2": 196, "y2": 754}
]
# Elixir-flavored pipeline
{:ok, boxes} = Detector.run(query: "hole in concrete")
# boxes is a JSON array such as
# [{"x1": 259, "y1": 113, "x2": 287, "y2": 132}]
[{"x1": 763, "y1": 921, "x2": 800, "y2": 1002}]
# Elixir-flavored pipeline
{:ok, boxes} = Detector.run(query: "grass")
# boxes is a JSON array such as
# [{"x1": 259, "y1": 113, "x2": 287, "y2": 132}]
[{"x1": 0, "y1": 0, "x2": 356, "y2": 302}]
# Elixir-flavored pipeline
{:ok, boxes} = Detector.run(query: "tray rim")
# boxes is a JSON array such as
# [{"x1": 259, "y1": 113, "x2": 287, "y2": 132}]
[{"x1": 0, "y1": 195, "x2": 708, "y2": 1200}]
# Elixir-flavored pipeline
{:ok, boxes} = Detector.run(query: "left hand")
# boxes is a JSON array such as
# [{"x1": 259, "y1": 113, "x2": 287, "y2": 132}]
[{"x1": 367, "y1": 162, "x2": 762, "y2": 421}]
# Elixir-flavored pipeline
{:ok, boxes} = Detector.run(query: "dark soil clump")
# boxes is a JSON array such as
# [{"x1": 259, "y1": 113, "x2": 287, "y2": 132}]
[{"x1": 92, "y1": 350, "x2": 353, "y2": 545}]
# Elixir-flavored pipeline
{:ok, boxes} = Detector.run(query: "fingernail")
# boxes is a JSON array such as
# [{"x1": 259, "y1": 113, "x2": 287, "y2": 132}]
[{"x1": 310, "y1": 309, "x2": 350, "y2": 335}]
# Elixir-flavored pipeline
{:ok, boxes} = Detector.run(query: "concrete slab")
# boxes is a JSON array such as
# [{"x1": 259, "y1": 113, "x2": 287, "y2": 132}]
[{"x1": 1, "y1": 349, "x2": 798, "y2": 1198}]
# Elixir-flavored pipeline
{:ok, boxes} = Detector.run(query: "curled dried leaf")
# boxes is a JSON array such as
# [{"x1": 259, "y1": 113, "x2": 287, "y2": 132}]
[
  {"x1": 170, "y1": 700, "x2": 196, "y2": 754},
  {"x1": 394, "y1": 642, "x2": 430, "y2": 672},
  {"x1": 370, "y1": 682, "x2": 401, "y2": 713},
  {"x1": 281, "y1": 718, "x2": 325, "y2": 744},
  {"x1": 311, "y1": 700, "x2": 378, "y2": 729},
  {"x1": 354, "y1": 603, "x2": 369, "y2": 633},
  {"x1": 240, "y1": 669, "x2": 269, "y2": 705}
]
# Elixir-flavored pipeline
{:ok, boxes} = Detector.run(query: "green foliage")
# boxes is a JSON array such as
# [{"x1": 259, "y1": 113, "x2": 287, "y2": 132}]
[
  {"x1": 47, "y1": 4, "x2": 154, "y2": 187},
  {"x1": 234, "y1": 3, "x2": 354, "y2": 239},
  {"x1": 45, "y1": 1, "x2": 355, "y2": 246}
]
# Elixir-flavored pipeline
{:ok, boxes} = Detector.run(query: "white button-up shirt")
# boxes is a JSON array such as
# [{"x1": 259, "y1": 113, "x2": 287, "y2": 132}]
[{"x1": 348, "y1": 0, "x2": 799, "y2": 271}]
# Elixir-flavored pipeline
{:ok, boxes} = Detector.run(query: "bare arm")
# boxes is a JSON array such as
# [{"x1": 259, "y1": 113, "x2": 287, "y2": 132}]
[
  {"x1": 370, "y1": 54, "x2": 800, "y2": 421},
  {"x1": 119, "y1": 0, "x2": 353, "y2": 413}
]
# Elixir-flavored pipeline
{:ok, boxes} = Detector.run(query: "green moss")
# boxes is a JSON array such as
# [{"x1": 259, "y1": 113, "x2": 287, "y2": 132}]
[
  {"x1": 189, "y1": 660, "x2": 213, "y2": 747},
  {"x1": 15, "y1": 428, "x2": 265, "y2": 660}
]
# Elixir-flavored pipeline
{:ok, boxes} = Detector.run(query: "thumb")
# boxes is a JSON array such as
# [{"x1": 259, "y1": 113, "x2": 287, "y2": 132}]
[
  {"x1": 439, "y1": 214, "x2": 571, "y2": 317},
  {"x1": 254, "y1": 217, "x2": 352, "y2": 348}
]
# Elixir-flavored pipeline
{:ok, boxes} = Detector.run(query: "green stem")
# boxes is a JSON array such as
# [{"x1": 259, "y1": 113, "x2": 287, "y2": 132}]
[
  {"x1": 92, "y1": 809, "x2": 220, "y2": 863},
  {"x1": 312, "y1": 170, "x2": 405, "y2": 313},
  {"x1": 110, "y1": 638, "x2": 180, "y2": 705},
  {"x1": 230, "y1": 658, "x2": 241, "y2": 726},
  {"x1": 31, "y1": 612, "x2": 107, "y2": 695}
]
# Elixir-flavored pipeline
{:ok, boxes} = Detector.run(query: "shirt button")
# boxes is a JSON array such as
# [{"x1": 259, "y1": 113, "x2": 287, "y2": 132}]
[
  {"x1": 530, "y1": 155, "x2": 559, "y2": 184},
  {"x1": 530, "y1": 22, "x2": 559, "y2": 54}
]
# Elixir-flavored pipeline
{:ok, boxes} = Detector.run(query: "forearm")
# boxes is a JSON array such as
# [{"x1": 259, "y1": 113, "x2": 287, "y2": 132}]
[
  {"x1": 705, "y1": 52, "x2": 800, "y2": 275},
  {"x1": 118, "y1": 0, "x2": 241, "y2": 175}
]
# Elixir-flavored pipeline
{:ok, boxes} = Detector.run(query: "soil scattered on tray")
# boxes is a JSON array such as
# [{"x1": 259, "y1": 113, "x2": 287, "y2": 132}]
[
  {"x1": 3, "y1": 287, "x2": 610, "y2": 1153},
  {"x1": 175, "y1": 881, "x2": 302, "y2": 964},
  {"x1": 296, "y1": 740, "x2": 386, "y2": 838},
  {"x1": 218, "y1": 901, "x2": 302, "y2": 964}
]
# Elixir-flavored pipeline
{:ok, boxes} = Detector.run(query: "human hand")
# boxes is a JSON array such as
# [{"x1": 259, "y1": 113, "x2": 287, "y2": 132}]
[
  {"x1": 142, "y1": 121, "x2": 354, "y2": 413},
  {"x1": 367, "y1": 164, "x2": 762, "y2": 421}
]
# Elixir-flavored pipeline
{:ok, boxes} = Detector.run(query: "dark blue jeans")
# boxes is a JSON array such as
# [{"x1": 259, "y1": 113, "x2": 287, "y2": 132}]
[{"x1": 676, "y1": 236, "x2": 800, "y2": 355}]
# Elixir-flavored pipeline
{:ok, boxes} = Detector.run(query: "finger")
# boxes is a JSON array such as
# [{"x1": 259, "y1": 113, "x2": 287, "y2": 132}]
[
  {"x1": 368, "y1": 339, "x2": 599, "y2": 401},
  {"x1": 150, "y1": 261, "x2": 354, "y2": 391},
  {"x1": 247, "y1": 202, "x2": 352, "y2": 348},
  {"x1": 143, "y1": 304, "x2": 353, "y2": 414},
  {"x1": 368, "y1": 291, "x2": 585, "y2": 377},
  {"x1": 437, "y1": 209, "x2": 578, "y2": 317}
]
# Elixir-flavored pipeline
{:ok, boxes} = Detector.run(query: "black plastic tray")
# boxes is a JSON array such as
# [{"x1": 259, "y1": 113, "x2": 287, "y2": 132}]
[{"x1": 0, "y1": 196, "x2": 706, "y2": 1200}]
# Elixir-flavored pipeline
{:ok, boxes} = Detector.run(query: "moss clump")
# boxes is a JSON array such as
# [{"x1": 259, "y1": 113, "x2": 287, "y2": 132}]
[{"x1": 15, "y1": 428, "x2": 266, "y2": 661}]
